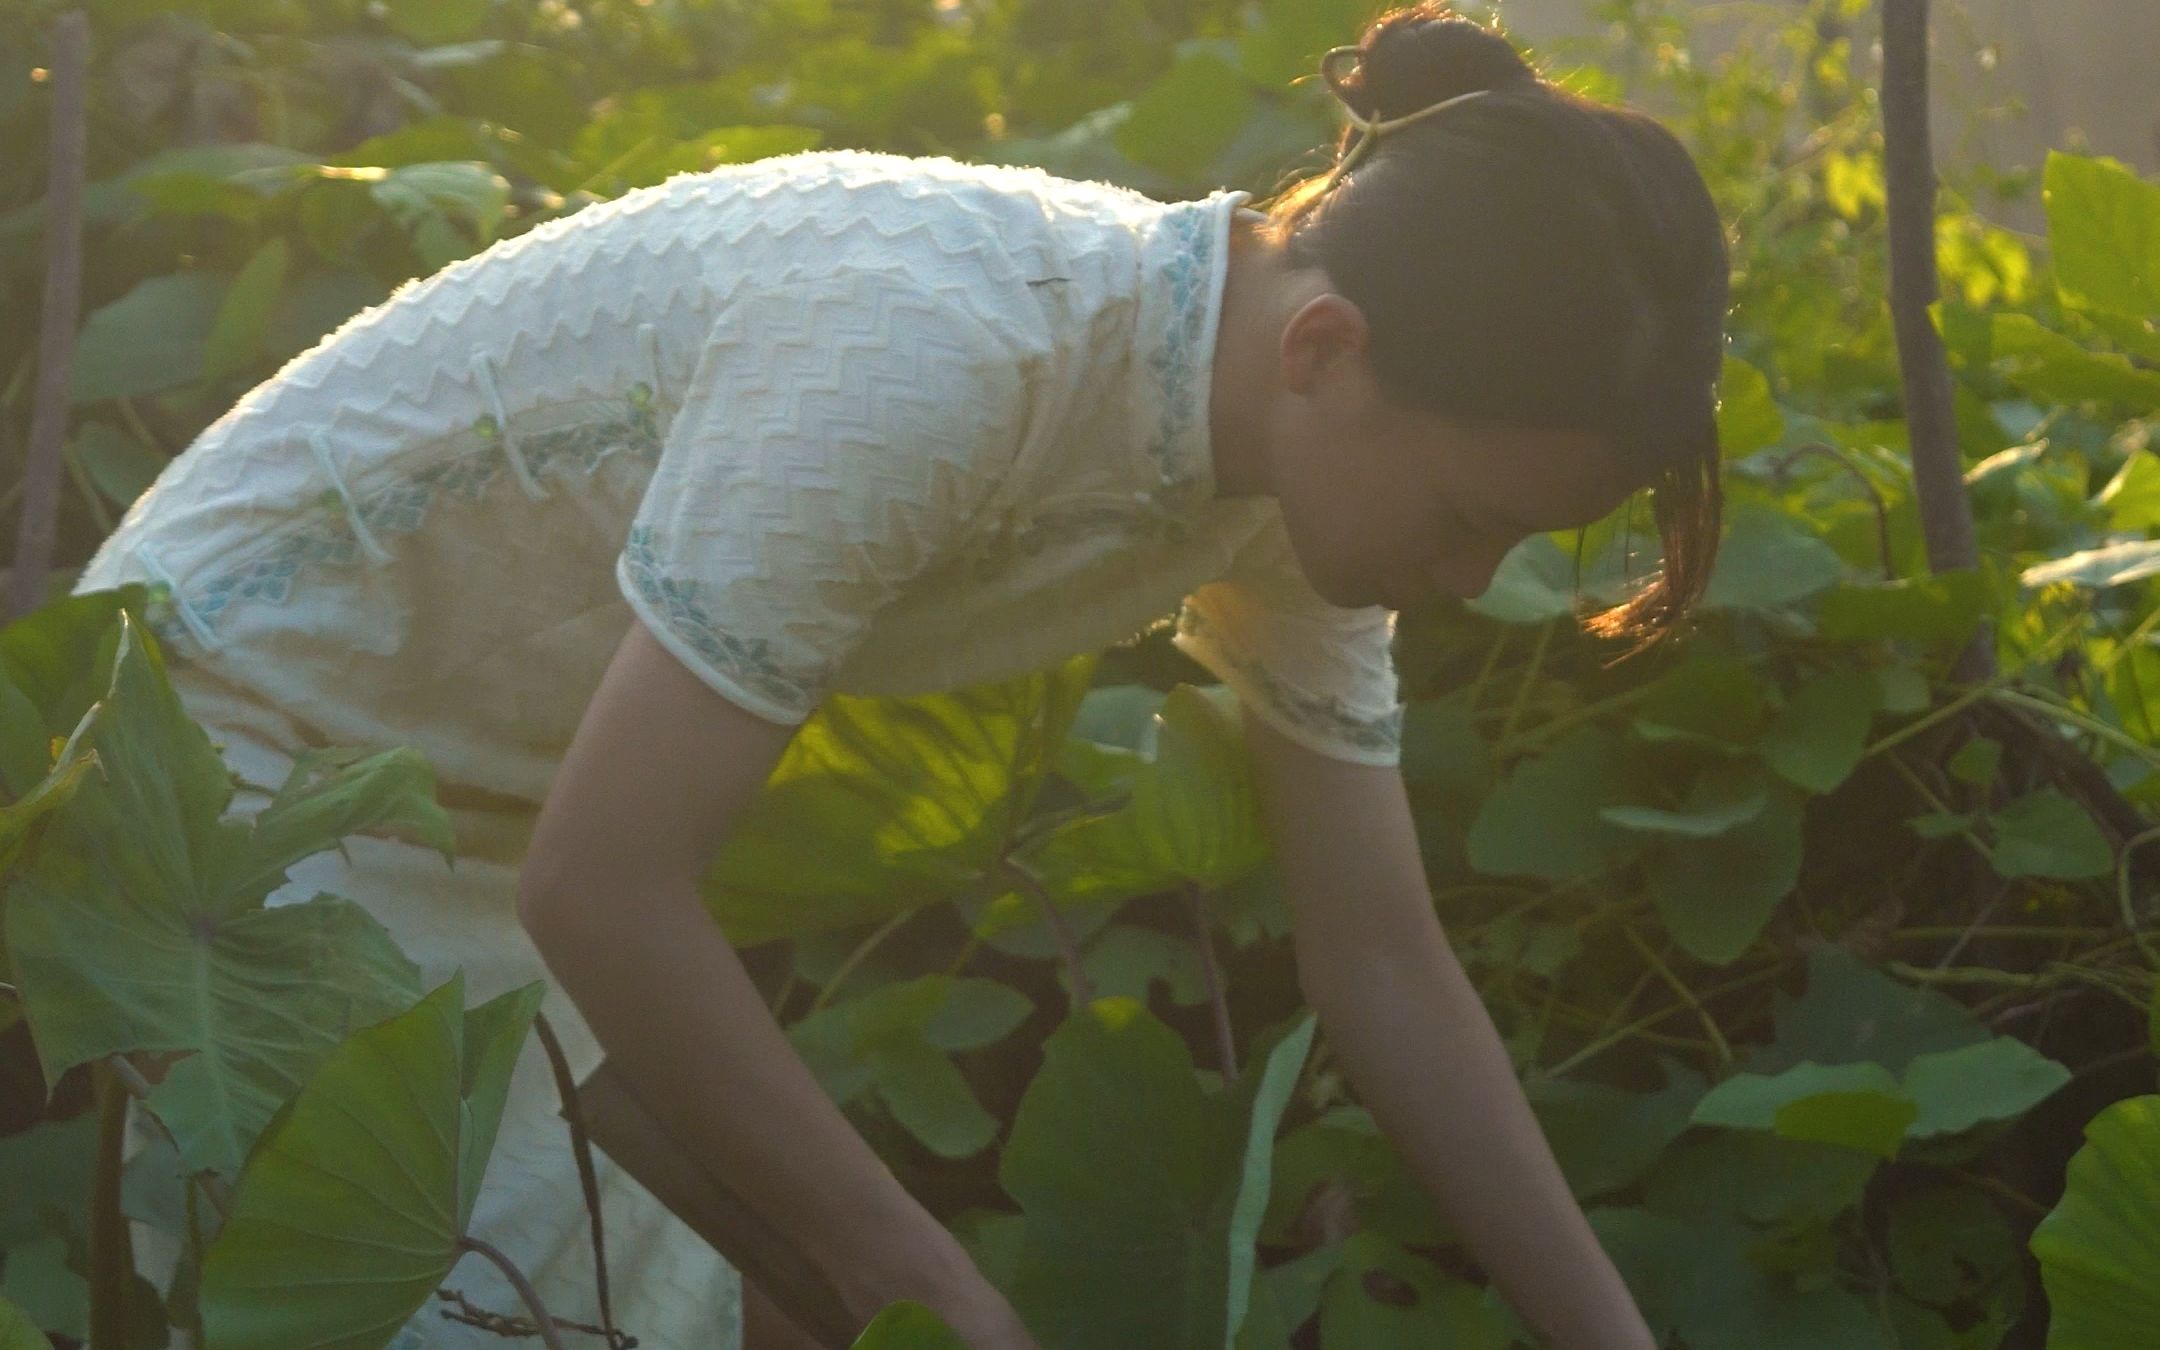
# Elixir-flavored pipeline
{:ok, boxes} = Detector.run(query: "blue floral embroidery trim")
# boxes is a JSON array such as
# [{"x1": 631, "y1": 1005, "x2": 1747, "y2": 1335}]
[
  {"x1": 618, "y1": 523, "x2": 829, "y2": 712},
  {"x1": 1177, "y1": 607, "x2": 1404, "y2": 756},
  {"x1": 1143, "y1": 201, "x2": 1220, "y2": 491},
  {"x1": 142, "y1": 384, "x2": 665, "y2": 649}
]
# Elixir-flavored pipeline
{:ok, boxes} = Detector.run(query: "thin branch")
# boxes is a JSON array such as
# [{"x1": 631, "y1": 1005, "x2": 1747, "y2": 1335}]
[{"x1": 7, "y1": 10, "x2": 90, "y2": 621}]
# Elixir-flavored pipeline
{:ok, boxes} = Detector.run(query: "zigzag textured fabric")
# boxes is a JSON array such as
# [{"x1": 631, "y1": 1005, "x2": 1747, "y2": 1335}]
[{"x1": 75, "y1": 149, "x2": 1405, "y2": 1347}]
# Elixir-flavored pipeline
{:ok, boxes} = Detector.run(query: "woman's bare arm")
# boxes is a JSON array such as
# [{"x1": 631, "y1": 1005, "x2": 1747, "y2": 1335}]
[
  {"x1": 1239, "y1": 706, "x2": 1657, "y2": 1350},
  {"x1": 516, "y1": 620, "x2": 1039, "y2": 1348}
]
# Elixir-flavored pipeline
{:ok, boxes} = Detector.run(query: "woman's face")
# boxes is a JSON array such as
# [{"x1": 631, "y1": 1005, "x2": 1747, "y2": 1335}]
[{"x1": 1257, "y1": 293, "x2": 1638, "y2": 612}]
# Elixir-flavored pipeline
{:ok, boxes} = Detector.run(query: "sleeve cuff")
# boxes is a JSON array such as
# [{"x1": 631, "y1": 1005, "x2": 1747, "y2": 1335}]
[
  {"x1": 1172, "y1": 621, "x2": 1403, "y2": 768},
  {"x1": 615, "y1": 552, "x2": 817, "y2": 727}
]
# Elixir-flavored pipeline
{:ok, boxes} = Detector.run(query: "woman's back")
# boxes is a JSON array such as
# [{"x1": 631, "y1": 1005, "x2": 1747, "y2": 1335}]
[{"x1": 72, "y1": 150, "x2": 1298, "y2": 810}]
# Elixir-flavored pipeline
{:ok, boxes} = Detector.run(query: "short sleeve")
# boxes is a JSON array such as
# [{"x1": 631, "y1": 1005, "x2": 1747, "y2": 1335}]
[
  {"x1": 1171, "y1": 518, "x2": 1404, "y2": 766},
  {"x1": 616, "y1": 263, "x2": 1026, "y2": 724}
]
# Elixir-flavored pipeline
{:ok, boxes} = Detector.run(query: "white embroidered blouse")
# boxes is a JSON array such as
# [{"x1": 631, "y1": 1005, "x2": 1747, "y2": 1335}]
[{"x1": 74, "y1": 150, "x2": 1404, "y2": 809}]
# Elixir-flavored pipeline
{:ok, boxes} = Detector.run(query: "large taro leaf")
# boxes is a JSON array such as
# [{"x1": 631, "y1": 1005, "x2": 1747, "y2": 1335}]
[
  {"x1": 2029, "y1": 1094, "x2": 2160, "y2": 1350},
  {"x1": 999, "y1": 999, "x2": 1314, "y2": 1350},
  {"x1": 197, "y1": 972, "x2": 545, "y2": 1348},
  {"x1": 788, "y1": 974, "x2": 1033, "y2": 1160},
  {"x1": 704, "y1": 655, "x2": 1096, "y2": 946},
  {"x1": 3, "y1": 614, "x2": 449, "y2": 1176}
]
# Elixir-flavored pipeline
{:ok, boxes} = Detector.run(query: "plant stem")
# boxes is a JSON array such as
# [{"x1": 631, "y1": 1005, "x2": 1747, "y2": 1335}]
[
  {"x1": 90, "y1": 1059, "x2": 134, "y2": 1350},
  {"x1": 1000, "y1": 857, "x2": 1091, "y2": 1010},
  {"x1": 455, "y1": 1236, "x2": 568, "y2": 1350},
  {"x1": 7, "y1": 9, "x2": 89, "y2": 622},
  {"x1": 807, "y1": 908, "x2": 913, "y2": 1015},
  {"x1": 531, "y1": 1012, "x2": 619, "y2": 1344},
  {"x1": 1618, "y1": 921, "x2": 1733, "y2": 1069},
  {"x1": 1881, "y1": 0, "x2": 1991, "y2": 680},
  {"x1": 1185, "y1": 884, "x2": 1237, "y2": 1079}
]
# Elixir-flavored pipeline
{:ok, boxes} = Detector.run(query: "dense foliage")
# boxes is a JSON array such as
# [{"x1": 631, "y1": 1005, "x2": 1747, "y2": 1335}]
[{"x1": 3, "y1": 0, "x2": 2158, "y2": 1346}]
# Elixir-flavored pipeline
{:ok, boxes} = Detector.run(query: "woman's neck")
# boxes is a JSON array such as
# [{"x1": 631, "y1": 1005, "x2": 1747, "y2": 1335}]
[{"x1": 1208, "y1": 209, "x2": 1308, "y2": 498}]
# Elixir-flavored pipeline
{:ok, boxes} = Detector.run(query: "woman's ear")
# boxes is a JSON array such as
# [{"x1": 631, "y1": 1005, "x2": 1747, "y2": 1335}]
[{"x1": 1279, "y1": 291, "x2": 1370, "y2": 397}]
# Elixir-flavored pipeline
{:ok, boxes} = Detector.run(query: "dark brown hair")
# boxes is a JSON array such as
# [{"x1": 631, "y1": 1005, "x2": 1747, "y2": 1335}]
[{"x1": 1256, "y1": 2, "x2": 1729, "y2": 648}]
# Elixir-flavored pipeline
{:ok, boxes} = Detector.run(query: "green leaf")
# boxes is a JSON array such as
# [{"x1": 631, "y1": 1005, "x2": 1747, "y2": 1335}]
[
  {"x1": 2030, "y1": 1095, "x2": 2160, "y2": 1348},
  {"x1": 1114, "y1": 49, "x2": 1254, "y2": 179},
  {"x1": 1815, "y1": 571, "x2": 1986, "y2": 646},
  {"x1": 1901, "y1": 1037, "x2": 2071, "y2": 1137},
  {"x1": 850, "y1": 1301, "x2": 967, "y2": 1349},
  {"x1": 1642, "y1": 1129, "x2": 1878, "y2": 1230},
  {"x1": 1758, "y1": 671, "x2": 1880, "y2": 793},
  {"x1": 1716, "y1": 355, "x2": 1785, "y2": 457},
  {"x1": 0, "y1": 1295, "x2": 56, "y2": 1350},
  {"x1": 1222, "y1": 1013, "x2": 1318, "y2": 1346},
  {"x1": 998, "y1": 999, "x2": 1311, "y2": 1350},
  {"x1": 1525, "y1": 1058, "x2": 1707, "y2": 1201},
  {"x1": 1990, "y1": 312, "x2": 2160, "y2": 408},
  {"x1": 1318, "y1": 1233, "x2": 1514, "y2": 1349},
  {"x1": 1467, "y1": 535, "x2": 1578, "y2": 624},
  {"x1": 2045, "y1": 152, "x2": 2160, "y2": 318},
  {"x1": 1600, "y1": 760, "x2": 1770, "y2": 838},
  {"x1": 1128, "y1": 685, "x2": 1267, "y2": 886},
  {"x1": 1633, "y1": 647, "x2": 1767, "y2": 747},
  {"x1": 2023, "y1": 540, "x2": 2160, "y2": 591},
  {"x1": 68, "y1": 272, "x2": 229, "y2": 404},
  {"x1": 1468, "y1": 727, "x2": 1652, "y2": 880},
  {"x1": 788, "y1": 975, "x2": 1030, "y2": 1160},
  {"x1": 1593, "y1": 1207, "x2": 1888, "y2": 1350},
  {"x1": 200, "y1": 237, "x2": 290, "y2": 381},
  {"x1": 0, "y1": 1114, "x2": 96, "y2": 1248},
  {"x1": 1069, "y1": 684, "x2": 1168, "y2": 752},
  {"x1": 1691, "y1": 1060, "x2": 1916, "y2": 1158},
  {"x1": 1235, "y1": 0, "x2": 1372, "y2": 86},
  {"x1": 1886, "y1": 1184, "x2": 2020, "y2": 1307},
  {"x1": 1947, "y1": 736, "x2": 2001, "y2": 787},
  {"x1": 383, "y1": 0, "x2": 491, "y2": 45},
  {"x1": 197, "y1": 973, "x2": 546, "y2": 1348},
  {"x1": 69, "y1": 423, "x2": 169, "y2": 510},
  {"x1": 1753, "y1": 945, "x2": 1991, "y2": 1078},
  {"x1": 4, "y1": 615, "x2": 443, "y2": 1175},
  {"x1": 1084, "y1": 923, "x2": 1210, "y2": 1007},
  {"x1": 0, "y1": 1239, "x2": 80, "y2": 1342},
  {"x1": 706, "y1": 657, "x2": 1095, "y2": 945},
  {"x1": 1645, "y1": 788, "x2": 1804, "y2": 965},
  {"x1": 1990, "y1": 788, "x2": 2114, "y2": 879},
  {"x1": 370, "y1": 161, "x2": 511, "y2": 251},
  {"x1": 1007, "y1": 683, "x2": 1266, "y2": 921},
  {"x1": 1699, "y1": 505, "x2": 1847, "y2": 612},
  {"x1": 2098, "y1": 451, "x2": 2160, "y2": 532}
]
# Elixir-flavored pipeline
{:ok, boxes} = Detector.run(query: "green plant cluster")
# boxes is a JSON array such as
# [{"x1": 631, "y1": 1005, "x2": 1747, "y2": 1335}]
[{"x1": 3, "y1": 0, "x2": 2159, "y2": 1347}]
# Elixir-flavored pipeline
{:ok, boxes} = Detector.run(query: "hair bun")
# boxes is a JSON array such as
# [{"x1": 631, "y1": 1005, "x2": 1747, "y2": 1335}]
[{"x1": 1338, "y1": 4, "x2": 1535, "y2": 120}]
